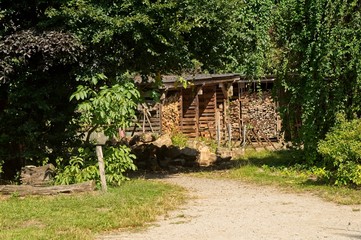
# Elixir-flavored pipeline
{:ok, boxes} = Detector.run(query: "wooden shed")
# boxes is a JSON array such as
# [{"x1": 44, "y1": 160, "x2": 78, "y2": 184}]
[{"x1": 129, "y1": 74, "x2": 281, "y2": 146}]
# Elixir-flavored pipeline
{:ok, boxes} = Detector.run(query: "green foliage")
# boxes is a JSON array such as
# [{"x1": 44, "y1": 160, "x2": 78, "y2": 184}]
[
  {"x1": 1, "y1": 0, "x2": 280, "y2": 180},
  {"x1": 196, "y1": 137, "x2": 218, "y2": 153},
  {"x1": 171, "y1": 133, "x2": 188, "y2": 149},
  {"x1": 45, "y1": 0, "x2": 275, "y2": 75},
  {"x1": 224, "y1": 0, "x2": 276, "y2": 76},
  {"x1": 71, "y1": 73, "x2": 140, "y2": 139},
  {"x1": 318, "y1": 114, "x2": 361, "y2": 186},
  {"x1": 275, "y1": 0, "x2": 361, "y2": 162},
  {"x1": 55, "y1": 145, "x2": 137, "y2": 186},
  {"x1": 54, "y1": 147, "x2": 98, "y2": 185},
  {"x1": 103, "y1": 145, "x2": 137, "y2": 185},
  {"x1": 0, "y1": 7, "x2": 85, "y2": 178}
]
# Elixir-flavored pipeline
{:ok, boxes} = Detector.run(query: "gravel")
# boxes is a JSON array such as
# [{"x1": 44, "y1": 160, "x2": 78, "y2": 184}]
[{"x1": 98, "y1": 174, "x2": 361, "y2": 240}]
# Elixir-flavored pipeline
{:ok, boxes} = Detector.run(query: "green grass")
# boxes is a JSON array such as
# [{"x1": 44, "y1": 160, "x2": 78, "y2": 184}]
[
  {"x1": 195, "y1": 149, "x2": 361, "y2": 205},
  {"x1": 0, "y1": 179, "x2": 186, "y2": 240}
]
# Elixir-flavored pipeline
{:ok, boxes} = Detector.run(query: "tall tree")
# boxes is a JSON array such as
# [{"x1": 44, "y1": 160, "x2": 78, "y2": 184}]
[
  {"x1": 274, "y1": 0, "x2": 361, "y2": 163},
  {"x1": 0, "y1": 0, "x2": 277, "y2": 179}
]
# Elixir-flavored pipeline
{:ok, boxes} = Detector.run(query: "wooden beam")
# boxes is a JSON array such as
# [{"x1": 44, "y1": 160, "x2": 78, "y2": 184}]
[
  {"x1": 180, "y1": 88, "x2": 183, "y2": 132},
  {"x1": 219, "y1": 83, "x2": 227, "y2": 98},
  {"x1": 195, "y1": 87, "x2": 200, "y2": 137}
]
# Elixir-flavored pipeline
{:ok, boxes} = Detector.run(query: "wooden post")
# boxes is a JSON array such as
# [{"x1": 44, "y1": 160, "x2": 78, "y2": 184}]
[
  {"x1": 142, "y1": 108, "x2": 146, "y2": 133},
  {"x1": 180, "y1": 88, "x2": 183, "y2": 132},
  {"x1": 96, "y1": 145, "x2": 107, "y2": 192},
  {"x1": 228, "y1": 123, "x2": 232, "y2": 147},
  {"x1": 216, "y1": 110, "x2": 221, "y2": 148},
  {"x1": 242, "y1": 125, "x2": 247, "y2": 149},
  {"x1": 195, "y1": 87, "x2": 200, "y2": 137}
]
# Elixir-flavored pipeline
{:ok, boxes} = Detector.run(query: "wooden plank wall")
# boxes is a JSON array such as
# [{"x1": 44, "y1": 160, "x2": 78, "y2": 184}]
[
  {"x1": 198, "y1": 86, "x2": 216, "y2": 138},
  {"x1": 216, "y1": 86, "x2": 225, "y2": 140},
  {"x1": 126, "y1": 103, "x2": 162, "y2": 136},
  {"x1": 181, "y1": 88, "x2": 198, "y2": 138}
]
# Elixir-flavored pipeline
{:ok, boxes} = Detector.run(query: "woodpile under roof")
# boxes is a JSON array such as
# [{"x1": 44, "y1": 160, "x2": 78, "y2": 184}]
[{"x1": 240, "y1": 91, "x2": 280, "y2": 140}]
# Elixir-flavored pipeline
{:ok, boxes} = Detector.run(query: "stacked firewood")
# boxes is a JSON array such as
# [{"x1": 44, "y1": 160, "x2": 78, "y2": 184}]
[
  {"x1": 162, "y1": 93, "x2": 181, "y2": 134},
  {"x1": 240, "y1": 91, "x2": 279, "y2": 139},
  {"x1": 229, "y1": 99, "x2": 241, "y2": 139}
]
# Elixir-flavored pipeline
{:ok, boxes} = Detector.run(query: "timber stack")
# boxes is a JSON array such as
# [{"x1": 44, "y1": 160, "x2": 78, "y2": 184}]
[
  {"x1": 162, "y1": 93, "x2": 181, "y2": 134},
  {"x1": 240, "y1": 91, "x2": 279, "y2": 139},
  {"x1": 229, "y1": 99, "x2": 241, "y2": 139}
]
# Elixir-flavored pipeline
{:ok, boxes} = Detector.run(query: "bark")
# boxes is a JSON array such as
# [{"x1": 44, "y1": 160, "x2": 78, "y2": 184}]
[{"x1": 0, "y1": 181, "x2": 96, "y2": 196}]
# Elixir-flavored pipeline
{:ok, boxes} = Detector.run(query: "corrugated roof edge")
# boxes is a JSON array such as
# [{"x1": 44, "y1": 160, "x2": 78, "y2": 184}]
[{"x1": 162, "y1": 74, "x2": 275, "y2": 89}]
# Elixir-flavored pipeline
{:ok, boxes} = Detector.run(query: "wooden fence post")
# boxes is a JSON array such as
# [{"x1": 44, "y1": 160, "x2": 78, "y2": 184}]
[
  {"x1": 96, "y1": 145, "x2": 107, "y2": 192},
  {"x1": 216, "y1": 110, "x2": 221, "y2": 148}
]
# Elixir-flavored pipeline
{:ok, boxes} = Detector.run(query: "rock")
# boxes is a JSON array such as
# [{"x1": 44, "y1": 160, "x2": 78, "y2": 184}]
[
  {"x1": 170, "y1": 158, "x2": 186, "y2": 166},
  {"x1": 180, "y1": 147, "x2": 198, "y2": 157},
  {"x1": 197, "y1": 146, "x2": 217, "y2": 166},
  {"x1": 163, "y1": 145, "x2": 182, "y2": 159},
  {"x1": 153, "y1": 134, "x2": 172, "y2": 148},
  {"x1": 140, "y1": 133, "x2": 154, "y2": 143},
  {"x1": 187, "y1": 140, "x2": 207, "y2": 150},
  {"x1": 131, "y1": 143, "x2": 160, "y2": 170}
]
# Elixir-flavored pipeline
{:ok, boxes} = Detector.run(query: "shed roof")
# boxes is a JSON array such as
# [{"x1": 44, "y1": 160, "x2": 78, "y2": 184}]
[{"x1": 162, "y1": 74, "x2": 275, "y2": 89}]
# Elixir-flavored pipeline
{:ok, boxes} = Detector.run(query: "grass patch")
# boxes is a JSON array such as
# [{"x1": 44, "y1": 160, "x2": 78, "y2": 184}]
[
  {"x1": 195, "y1": 149, "x2": 361, "y2": 205},
  {"x1": 0, "y1": 179, "x2": 186, "y2": 240}
]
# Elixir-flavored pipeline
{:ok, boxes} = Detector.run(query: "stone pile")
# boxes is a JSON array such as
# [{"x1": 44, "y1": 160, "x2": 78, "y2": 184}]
[{"x1": 129, "y1": 134, "x2": 222, "y2": 171}]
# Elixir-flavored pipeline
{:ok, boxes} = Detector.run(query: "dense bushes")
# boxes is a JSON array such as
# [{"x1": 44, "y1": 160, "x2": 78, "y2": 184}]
[
  {"x1": 55, "y1": 145, "x2": 137, "y2": 186},
  {"x1": 318, "y1": 114, "x2": 361, "y2": 186}
]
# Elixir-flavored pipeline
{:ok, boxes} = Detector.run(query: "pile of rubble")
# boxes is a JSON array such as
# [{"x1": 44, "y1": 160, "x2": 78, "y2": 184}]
[{"x1": 129, "y1": 134, "x2": 236, "y2": 171}]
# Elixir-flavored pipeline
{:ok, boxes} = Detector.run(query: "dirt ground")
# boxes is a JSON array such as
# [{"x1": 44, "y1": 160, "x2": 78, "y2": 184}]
[{"x1": 98, "y1": 174, "x2": 361, "y2": 240}]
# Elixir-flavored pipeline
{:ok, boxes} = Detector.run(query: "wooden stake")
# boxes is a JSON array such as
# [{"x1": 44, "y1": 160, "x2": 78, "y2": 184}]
[
  {"x1": 216, "y1": 110, "x2": 221, "y2": 148},
  {"x1": 242, "y1": 125, "x2": 247, "y2": 149},
  {"x1": 96, "y1": 145, "x2": 107, "y2": 192}
]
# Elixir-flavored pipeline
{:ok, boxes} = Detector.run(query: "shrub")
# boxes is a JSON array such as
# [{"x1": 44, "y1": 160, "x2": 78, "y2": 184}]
[
  {"x1": 317, "y1": 114, "x2": 361, "y2": 186},
  {"x1": 55, "y1": 145, "x2": 137, "y2": 186},
  {"x1": 171, "y1": 133, "x2": 188, "y2": 148}
]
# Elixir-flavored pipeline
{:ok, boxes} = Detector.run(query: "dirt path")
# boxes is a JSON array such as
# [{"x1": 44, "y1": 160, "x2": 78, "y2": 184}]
[{"x1": 98, "y1": 174, "x2": 361, "y2": 240}]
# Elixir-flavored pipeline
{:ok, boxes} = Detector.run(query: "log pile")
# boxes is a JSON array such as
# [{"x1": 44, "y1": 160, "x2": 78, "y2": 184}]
[
  {"x1": 229, "y1": 98, "x2": 241, "y2": 139},
  {"x1": 162, "y1": 93, "x2": 181, "y2": 134},
  {"x1": 240, "y1": 91, "x2": 280, "y2": 139}
]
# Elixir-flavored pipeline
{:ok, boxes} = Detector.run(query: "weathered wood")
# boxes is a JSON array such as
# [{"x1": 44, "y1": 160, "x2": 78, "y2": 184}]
[
  {"x1": 240, "y1": 91, "x2": 280, "y2": 140},
  {"x1": 0, "y1": 181, "x2": 96, "y2": 196},
  {"x1": 96, "y1": 146, "x2": 107, "y2": 192},
  {"x1": 20, "y1": 164, "x2": 55, "y2": 186}
]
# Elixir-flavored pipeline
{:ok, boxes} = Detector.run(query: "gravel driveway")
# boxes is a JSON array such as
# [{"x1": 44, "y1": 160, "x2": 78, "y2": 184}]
[{"x1": 98, "y1": 174, "x2": 361, "y2": 240}]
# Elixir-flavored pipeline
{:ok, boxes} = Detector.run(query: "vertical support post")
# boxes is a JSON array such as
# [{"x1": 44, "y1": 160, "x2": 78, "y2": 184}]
[
  {"x1": 216, "y1": 110, "x2": 221, "y2": 148},
  {"x1": 195, "y1": 87, "x2": 200, "y2": 137},
  {"x1": 180, "y1": 88, "x2": 183, "y2": 132},
  {"x1": 159, "y1": 102, "x2": 163, "y2": 135},
  {"x1": 228, "y1": 123, "x2": 232, "y2": 147},
  {"x1": 242, "y1": 125, "x2": 247, "y2": 149},
  {"x1": 142, "y1": 108, "x2": 146, "y2": 133},
  {"x1": 96, "y1": 145, "x2": 107, "y2": 192}
]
